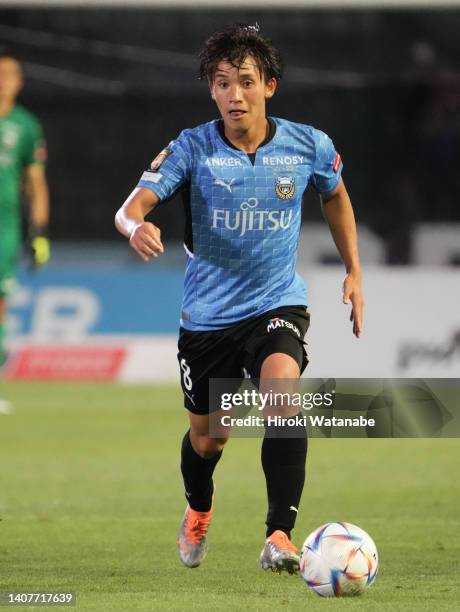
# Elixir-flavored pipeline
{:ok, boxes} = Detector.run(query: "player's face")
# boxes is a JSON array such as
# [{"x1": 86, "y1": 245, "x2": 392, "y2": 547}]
[
  {"x1": 0, "y1": 58, "x2": 23, "y2": 103},
  {"x1": 210, "y1": 57, "x2": 276, "y2": 131}
]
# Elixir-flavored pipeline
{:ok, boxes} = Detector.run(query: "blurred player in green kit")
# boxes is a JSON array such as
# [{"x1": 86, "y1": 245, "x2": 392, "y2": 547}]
[{"x1": 0, "y1": 54, "x2": 50, "y2": 366}]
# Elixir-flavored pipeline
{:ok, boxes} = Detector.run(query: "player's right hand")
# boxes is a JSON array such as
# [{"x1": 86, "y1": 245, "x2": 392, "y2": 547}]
[{"x1": 129, "y1": 221, "x2": 164, "y2": 261}]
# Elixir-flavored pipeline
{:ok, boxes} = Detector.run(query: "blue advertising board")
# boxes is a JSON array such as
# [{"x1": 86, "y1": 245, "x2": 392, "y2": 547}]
[{"x1": 9, "y1": 265, "x2": 184, "y2": 338}]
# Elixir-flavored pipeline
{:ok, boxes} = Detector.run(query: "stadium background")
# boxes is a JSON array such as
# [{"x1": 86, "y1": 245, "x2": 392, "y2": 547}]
[
  {"x1": 1, "y1": 2, "x2": 460, "y2": 611},
  {"x1": 1, "y1": 1, "x2": 459, "y2": 381}
]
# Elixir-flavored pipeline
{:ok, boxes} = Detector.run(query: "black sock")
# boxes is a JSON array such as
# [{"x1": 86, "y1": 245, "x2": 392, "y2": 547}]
[
  {"x1": 262, "y1": 415, "x2": 307, "y2": 539},
  {"x1": 180, "y1": 430, "x2": 222, "y2": 512}
]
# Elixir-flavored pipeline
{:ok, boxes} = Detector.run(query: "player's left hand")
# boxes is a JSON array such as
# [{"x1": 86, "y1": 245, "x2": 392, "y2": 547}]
[
  {"x1": 28, "y1": 225, "x2": 50, "y2": 268},
  {"x1": 342, "y1": 273, "x2": 363, "y2": 338}
]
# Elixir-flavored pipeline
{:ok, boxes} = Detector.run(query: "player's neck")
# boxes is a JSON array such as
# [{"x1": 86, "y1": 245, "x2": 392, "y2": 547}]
[
  {"x1": 223, "y1": 116, "x2": 269, "y2": 153},
  {"x1": 0, "y1": 99, "x2": 15, "y2": 117}
]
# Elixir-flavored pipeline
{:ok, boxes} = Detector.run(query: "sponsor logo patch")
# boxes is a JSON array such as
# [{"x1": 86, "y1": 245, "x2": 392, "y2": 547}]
[
  {"x1": 141, "y1": 170, "x2": 162, "y2": 183},
  {"x1": 275, "y1": 176, "x2": 295, "y2": 200},
  {"x1": 34, "y1": 145, "x2": 48, "y2": 163},
  {"x1": 266, "y1": 317, "x2": 301, "y2": 338},
  {"x1": 333, "y1": 152, "x2": 341, "y2": 173},
  {"x1": 211, "y1": 198, "x2": 294, "y2": 237},
  {"x1": 150, "y1": 147, "x2": 171, "y2": 170},
  {"x1": 262, "y1": 155, "x2": 304, "y2": 166},
  {"x1": 205, "y1": 156, "x2": 242, "y2": 167}
]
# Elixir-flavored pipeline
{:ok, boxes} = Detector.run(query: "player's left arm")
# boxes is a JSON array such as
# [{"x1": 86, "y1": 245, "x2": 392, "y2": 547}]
[
  {"x1": 24, "y1": 163, "x2": 51, "y2": 266},
  {"x1": 321, "y1": 179, "x2": 363, "y2": 338}
]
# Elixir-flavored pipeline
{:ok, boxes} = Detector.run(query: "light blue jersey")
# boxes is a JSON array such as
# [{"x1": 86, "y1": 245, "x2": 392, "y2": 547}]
[{"x1": 137, "y1": 117, "x2": 342, "y2": 331}]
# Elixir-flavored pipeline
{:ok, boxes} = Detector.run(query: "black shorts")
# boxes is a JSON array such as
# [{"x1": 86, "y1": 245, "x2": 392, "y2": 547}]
[{"x1": 177, "y1": 305, "x2": 310, "y2": 415}]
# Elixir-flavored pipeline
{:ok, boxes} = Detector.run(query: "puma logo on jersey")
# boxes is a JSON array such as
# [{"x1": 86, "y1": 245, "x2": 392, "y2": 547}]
[{"x1": 213, "y1": 177, "x2": 236, "y2": 193}]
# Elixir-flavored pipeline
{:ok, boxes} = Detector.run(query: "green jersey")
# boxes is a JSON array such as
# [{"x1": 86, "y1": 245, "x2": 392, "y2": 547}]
[{"x1": 0, "y1": 104, "x2": 46, "y2": 229}]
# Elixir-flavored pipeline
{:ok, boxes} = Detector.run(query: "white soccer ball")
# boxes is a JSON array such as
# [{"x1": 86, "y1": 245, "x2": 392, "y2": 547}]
[{"x1": 300, "y1": 522, "x2": 378, "y2": 597}]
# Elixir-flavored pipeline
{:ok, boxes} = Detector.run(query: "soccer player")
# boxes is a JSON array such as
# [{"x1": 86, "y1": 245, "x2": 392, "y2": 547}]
[
  {"x1": 115, "y1": 25, "x2": 363, "y2": 573},
  {"x1": 0, "y1": 54, "x2": 50, "y2": 366}
]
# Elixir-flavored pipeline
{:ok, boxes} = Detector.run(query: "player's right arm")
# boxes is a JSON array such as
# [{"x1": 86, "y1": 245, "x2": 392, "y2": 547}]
[
  {"x1": 115, "y1": 187, "x2": 164, "y2": 261},
  {"x1": 116, "y1": 131, "x2": 192, "y2": 260}
]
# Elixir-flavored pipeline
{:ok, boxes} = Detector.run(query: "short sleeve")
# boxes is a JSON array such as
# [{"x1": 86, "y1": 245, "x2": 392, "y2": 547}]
[
  {"x1": 137, "y1": 130, "x2": 192, "y2": 202},
  {"x1": 310, "y1": 130, "x2": 343, "y2": 195},
  {"x1": 22, "y1": 117, "x2": 47, "y2": 167}
]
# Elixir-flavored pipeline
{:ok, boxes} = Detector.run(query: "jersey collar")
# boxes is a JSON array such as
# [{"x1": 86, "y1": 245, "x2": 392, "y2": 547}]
[{"x1": 216, "y1": 117, "x2": 276, "y2": 153}]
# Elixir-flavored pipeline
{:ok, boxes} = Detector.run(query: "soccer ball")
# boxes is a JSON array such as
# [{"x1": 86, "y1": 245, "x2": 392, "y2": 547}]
[{"x1": 300, "y1": 522, "x2": 378, "y2": 597}]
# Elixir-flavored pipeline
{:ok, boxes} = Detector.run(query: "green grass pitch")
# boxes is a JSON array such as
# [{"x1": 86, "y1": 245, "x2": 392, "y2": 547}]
[{"x1": 0, "y1": 382, "x2": 459, "y2": 611}]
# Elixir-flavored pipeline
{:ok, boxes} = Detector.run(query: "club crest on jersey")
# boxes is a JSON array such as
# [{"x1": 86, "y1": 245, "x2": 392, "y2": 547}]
[
  {"x1": 1, "y1": 124, "x2": 19, "y2": 150},
  {"x1": 275, "y1": 176, "x2": 295, "y2": 200},
  {"x1": 150, "y1": 147, "x2": 171, "y2": 171}
]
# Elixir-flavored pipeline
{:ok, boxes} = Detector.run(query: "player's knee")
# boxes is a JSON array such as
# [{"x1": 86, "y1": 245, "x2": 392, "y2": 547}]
[
  {"x1": 194, "y1": 435, "x2": 228, "y2": 458},
  {"x1": 260, "y1": 352, "x2": 300, "y2": 379}
]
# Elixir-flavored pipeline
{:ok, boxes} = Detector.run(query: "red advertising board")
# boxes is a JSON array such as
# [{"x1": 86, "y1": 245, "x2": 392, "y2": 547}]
[{"x1": 5, "y1": 346, "x2": 126, "y2": 381}]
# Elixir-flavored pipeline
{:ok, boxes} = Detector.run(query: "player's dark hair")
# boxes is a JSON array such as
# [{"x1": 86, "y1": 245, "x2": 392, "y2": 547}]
[
  {"x1": 0, "y1": 48, "x2": 18, "y2": 61},
  {"x1": 199, "y1": 24, "x2": 283, "y2": 84}
]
